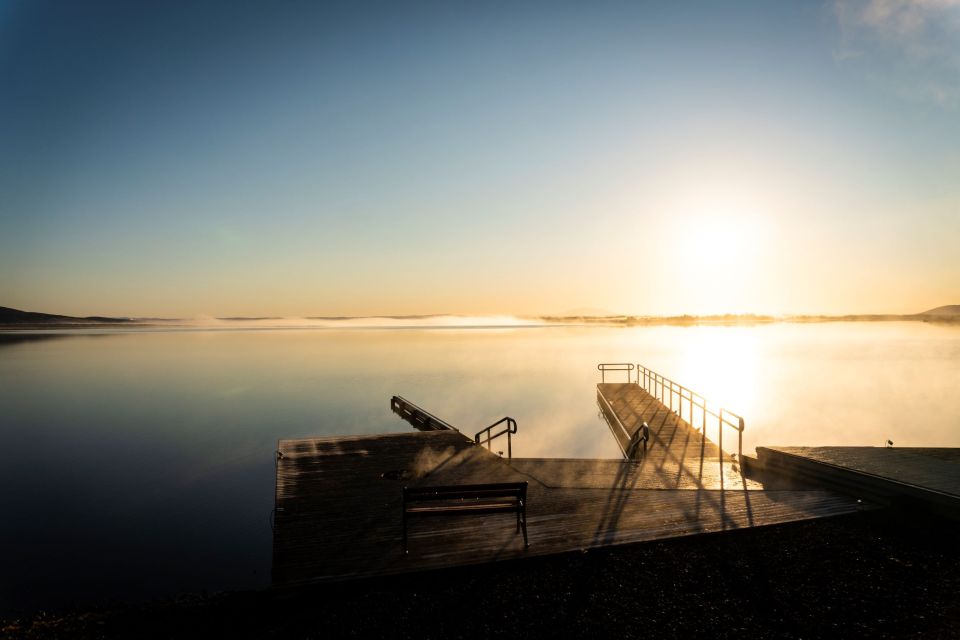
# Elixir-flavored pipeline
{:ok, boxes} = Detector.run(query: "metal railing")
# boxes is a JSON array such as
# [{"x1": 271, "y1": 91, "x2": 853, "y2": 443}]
[
  {"x1": 626, "y1": 422, "x2": 650, "y2": 459},
  {"x1": 391, "y1": 395, "x2": 460, "y2": 432},
  {"x1": 475, "y1": 417, "x2": 517, "y2": 459},
  {"x1": 635, "y1": 364, "x2": 744, "y2": 460},
  {"x1": 598, "y1": 362, "x2": 634, "y2": 383},
  {"x1": 597, "y1": 387, "x2": 632, "y2": 457}
]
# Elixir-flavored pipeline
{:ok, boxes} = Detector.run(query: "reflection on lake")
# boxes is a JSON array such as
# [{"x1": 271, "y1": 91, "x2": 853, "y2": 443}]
[{"x1": 1, "y1": 322, "x2": 958, "y2": 613}]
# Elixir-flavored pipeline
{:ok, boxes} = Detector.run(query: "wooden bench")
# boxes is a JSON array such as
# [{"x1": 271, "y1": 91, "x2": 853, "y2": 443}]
[{"x1": 402, "y1": 482, "x2": 529, "y2": 553}]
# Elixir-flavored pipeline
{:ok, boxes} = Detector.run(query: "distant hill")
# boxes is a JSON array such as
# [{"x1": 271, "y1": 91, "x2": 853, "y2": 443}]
[
  {"x1": 918, "y1": 305, "x2": 960, "y2": 317},
  {"x1": 0, "y1": 306, "x2": 133, "y2": 325}
]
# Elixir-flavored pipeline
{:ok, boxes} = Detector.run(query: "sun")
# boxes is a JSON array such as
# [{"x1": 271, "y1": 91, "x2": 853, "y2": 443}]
[{"x1": 671, "y1": 211, "x2": 765, "y2": 313}]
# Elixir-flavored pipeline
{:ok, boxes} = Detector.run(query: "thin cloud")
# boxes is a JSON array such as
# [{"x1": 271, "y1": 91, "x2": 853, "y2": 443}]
[{"x1": 833, "y1": 0, "x2": 960, "y2": 107}]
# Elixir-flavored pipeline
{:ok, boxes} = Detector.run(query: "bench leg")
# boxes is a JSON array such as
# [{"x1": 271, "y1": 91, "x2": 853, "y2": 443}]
[{"x1": 521, "y1": 512, "x2": 529, "y2": 547}]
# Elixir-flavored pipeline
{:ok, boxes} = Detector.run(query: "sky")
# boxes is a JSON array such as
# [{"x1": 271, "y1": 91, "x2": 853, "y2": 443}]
[{"x1": 1, "y1": 0, "x2": 958, "y2": 318}]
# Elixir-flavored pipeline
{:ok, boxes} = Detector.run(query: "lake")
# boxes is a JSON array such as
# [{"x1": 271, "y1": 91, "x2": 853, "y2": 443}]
[{"x1": 1, "y1": 321, "x2": 958, "y2": 614}]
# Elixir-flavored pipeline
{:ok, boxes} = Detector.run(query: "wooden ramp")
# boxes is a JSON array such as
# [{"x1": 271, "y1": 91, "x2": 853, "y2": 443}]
[
  {"x1": 598, "y1": 383, "x2": 725, "y2": 458},
  {"x1": 272, "y1": 430, "x2": 863, "y2": 588},
  {"x1": 756, "y1": 446, "x2": 960, "y2": 517}
]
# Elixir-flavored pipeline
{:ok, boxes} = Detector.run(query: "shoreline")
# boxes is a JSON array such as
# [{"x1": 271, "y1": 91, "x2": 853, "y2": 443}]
[
  {"x1": 2, "y1": 314, "x2": 958, "y2": 332},
  {"x1": 4, "y1": 508, "x2": 958, "y2": 639}
]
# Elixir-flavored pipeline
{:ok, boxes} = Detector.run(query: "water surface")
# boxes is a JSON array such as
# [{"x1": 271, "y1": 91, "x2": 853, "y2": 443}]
[{"x1": 1, "y1": 322, "x2": 958, "y2": 613}]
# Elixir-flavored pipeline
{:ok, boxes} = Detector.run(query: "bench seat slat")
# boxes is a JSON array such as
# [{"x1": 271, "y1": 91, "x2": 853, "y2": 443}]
[
  {"x1": 406, "y1": 503, "x2": 519, "y2": 515},
  {"x1": 404, "y1": 484, "x2": 525, "y2": 498},
  {"x1": 404, "y1": 482, "x2": 524, "y2": 490},
  {"x1": 404, "y1": 492, "x2": 522, "y2": 502}
]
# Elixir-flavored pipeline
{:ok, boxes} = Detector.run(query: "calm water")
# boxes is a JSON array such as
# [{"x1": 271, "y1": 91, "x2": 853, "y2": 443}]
[{"x1": 1, "y1": 322, "x2": 959, "y2": 613}]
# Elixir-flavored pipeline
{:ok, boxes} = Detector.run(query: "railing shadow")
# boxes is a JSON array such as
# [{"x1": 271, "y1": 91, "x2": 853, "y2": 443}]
[{"x1": 593, "y1": 381, "x2": 754, "y2": 540}]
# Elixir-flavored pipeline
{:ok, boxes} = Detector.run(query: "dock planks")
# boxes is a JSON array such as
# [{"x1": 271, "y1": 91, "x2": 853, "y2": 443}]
[
  {"x1": 506, "y1": 458, "x2": 775, "y2": 491},
  {"x1": 272, "y1": 428, "x2": 863, "y2": 588},
  {"x1": 756, "y1": 446, "x2": 960, "y2": 516},
  {"x1": 597, "y1": 383, "x2": 725, "y2": 460}
]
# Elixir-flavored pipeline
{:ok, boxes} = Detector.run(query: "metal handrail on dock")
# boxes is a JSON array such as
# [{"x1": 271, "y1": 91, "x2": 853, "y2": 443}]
[
  {"x1": 390, "y1": 396, "x2": 461, "y2": 433},
  {"x1": 597, "y1": 386, "x2": 632, "y2": 457},
  {"x1": 475, "y1": 417, "x2": 517, "y2": 459},
  {"x1": 598, "y1": 363, "x2": 634, "y2": 383},
  {"x1": 636, "y1": 364, "x2": 744, "y2": 460}
]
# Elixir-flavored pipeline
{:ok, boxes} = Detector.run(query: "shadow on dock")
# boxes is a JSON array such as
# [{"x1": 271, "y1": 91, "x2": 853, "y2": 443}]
[{"x1": 272, "y1": 384, "x2": 862, "y2": 589}]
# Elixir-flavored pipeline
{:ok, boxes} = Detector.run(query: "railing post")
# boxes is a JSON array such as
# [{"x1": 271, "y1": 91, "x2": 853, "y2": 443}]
[
  {"x1": 609, "y1": 363, "x2": 745, "y2": 463},
  {"x1": 719, "y1": 408, "x2": 724, "y2": 466},
  {"x1": 739, "y1": 416, "x2": 744, "y2": 460}
]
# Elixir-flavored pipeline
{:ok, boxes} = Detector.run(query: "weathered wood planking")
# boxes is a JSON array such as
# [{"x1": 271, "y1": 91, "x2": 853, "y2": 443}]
[
  {"x1": 506, "y1": 458, "x2": 781, "y2": 491},
  {"x1": 597, "y1": 382, "x2": 733, "y2": 470},
  {"x1": 756, "y1": 446, "x2": 960, "y2": 516},
  {"x1": 272, "y1": 431, "x2": 862, "y2": 588}
]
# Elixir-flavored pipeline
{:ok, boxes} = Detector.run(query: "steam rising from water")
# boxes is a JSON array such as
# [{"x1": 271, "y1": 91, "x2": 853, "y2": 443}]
[
  {"x1": 410, "y1": 446, "x2": 459, "y2": 478},
  {"x1": 164, "y1": 315, "x2": 545, "y2": 330}
]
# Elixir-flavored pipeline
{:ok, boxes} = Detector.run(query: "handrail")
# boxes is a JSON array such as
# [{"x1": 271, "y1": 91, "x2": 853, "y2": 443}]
[
  {"x1": 626, "y1": 422, "x2": 650, "y2": 459},
  {"x1": 635, "y1": 364, "x2": 744, "y2": 461},
  {"x1": 597, "y1": 389, "x2": 632, "y2": 458},
  {"x1": 597, "y1": 362, "x2": 634, "y2": 383},
  {"x1": 475, "y1": 417, "x2": 517, "y2": 459},
  {"x1": 390, "y1": 396, "x2": 460, "y2": 433}
]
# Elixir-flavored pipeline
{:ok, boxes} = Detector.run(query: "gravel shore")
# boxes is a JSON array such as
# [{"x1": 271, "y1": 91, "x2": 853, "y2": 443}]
[{"x1": 3, "y1": 508, "x2": 958, "y2": 639}]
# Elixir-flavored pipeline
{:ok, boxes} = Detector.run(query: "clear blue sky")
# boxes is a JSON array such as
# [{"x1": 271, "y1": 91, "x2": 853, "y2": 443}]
[{"x1": 1, "y1": 0, "x2": 958, "y2": 317}]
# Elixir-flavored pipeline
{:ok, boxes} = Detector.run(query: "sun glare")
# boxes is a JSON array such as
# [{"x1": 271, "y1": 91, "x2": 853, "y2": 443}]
[
  {"x1": 673, "y1": 326, "x2": 762, "y2": 447},
  {"x1": 669, "y1": 211, "x2": 764, "y2": 313}
]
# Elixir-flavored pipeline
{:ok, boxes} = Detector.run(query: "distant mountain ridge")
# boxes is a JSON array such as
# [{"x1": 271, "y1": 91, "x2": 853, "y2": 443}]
[
  {"x1": 919, "y1": 305, "x2": 960, "y2": 316},
  {"x1": 0, "y1": 306, "x2": 133, "y2": 325}
]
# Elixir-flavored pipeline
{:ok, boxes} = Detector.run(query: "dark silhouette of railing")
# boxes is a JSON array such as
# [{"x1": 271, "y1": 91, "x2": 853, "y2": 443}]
[
  {"x1": 390, "y1": 396, "x2": 460, "y2": 432},
  {"x1": 475, "y1": 417, "x2": 517, "y2": 459},
  {"x1": 597, "y1": 362, "x2": 634, "y2": 383},
  {"x1": 597, "y1": 362, "x2": 745, "y2": 461},
  {"x1": 636, "y1": 364, "x2": 744, "y2": 461}
]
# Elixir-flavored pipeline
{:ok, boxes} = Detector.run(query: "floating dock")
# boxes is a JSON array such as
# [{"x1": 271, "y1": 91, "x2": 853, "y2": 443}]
[
  {"x1": 753, "y1": 446, "x2": 960, "y2": 517},
  {"x1": 272, "y1": 365, "x2": 864, "y2": 588}
]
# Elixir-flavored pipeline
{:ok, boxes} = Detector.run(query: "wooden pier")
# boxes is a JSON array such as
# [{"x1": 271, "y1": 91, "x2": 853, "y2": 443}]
[
  {"x1": 272, "y1": 376, "x2": 864, "y2": 588},
  {"x1": 753, "y1": 446, "x2": 960, "y2": 517},
  {"x1": 598, "y1": 382, "x2": 725, "y2": 462}
]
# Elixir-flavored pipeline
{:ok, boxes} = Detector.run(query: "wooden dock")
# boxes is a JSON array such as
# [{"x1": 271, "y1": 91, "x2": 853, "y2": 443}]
[
  {"x1": 598, "y1": 381, "x2": 727, "y2": 456},
  {"x1": 755, "y1": 446, "x2": 960, "y2": 517},
  {"x1": 272, "y1": 384, "x2": 863, "y2": 588}
]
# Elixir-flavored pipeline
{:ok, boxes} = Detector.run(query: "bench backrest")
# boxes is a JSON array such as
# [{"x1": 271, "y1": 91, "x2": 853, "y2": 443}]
[{"x1": 403, "y1": 482, "x2": 527, "y2": 503}]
